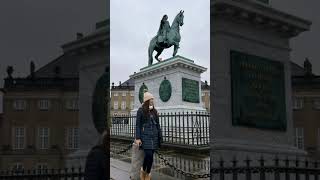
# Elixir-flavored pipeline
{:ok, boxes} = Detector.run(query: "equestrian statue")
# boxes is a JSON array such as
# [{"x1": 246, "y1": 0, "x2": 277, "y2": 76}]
[{"x1": 148, "y1": 10, "x2": 184, "y2": 66}]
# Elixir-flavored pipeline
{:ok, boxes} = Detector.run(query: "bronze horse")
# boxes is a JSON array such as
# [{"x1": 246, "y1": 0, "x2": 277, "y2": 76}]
[{"x1": 148, "y1": 11, "x2": 184, "y2": 66}]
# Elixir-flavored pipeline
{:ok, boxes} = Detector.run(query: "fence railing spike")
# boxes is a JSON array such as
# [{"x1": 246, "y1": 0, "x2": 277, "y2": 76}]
[
  {"x1": 232, "y1": 156, "x2": 238, "y2": 167},
  {"x1": 305, "y1": 158, "x2": 309, "y2": 167},
  {"x1": 219, "y1": 157, "x2": 224, "y2": 167},
  {"x1": 259, "y1": 155, "x2": 265, "y2": 166},
  {"x1": 314, "y1": 161, "x2": 319, "y2": 168}
]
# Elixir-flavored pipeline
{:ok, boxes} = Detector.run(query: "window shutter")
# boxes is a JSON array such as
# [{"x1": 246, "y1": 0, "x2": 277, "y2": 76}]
[
  {"x1": 36, "y1": 127, "x2": 39, "y2": 149},
  {"x1": 11, "y1": 127, "x2": 14, "y2": 149},
  {"x1": 47, "y1": 128, "x2": 50, "y2": 149},
  {"x1": 64, "y1": 128, "x2": 68, "y2": 149},
  {"x1": 23, "y1": 127, "x2": 26, "y2": 149}
]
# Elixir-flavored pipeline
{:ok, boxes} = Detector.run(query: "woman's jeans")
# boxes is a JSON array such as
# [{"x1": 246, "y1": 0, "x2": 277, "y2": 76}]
[{"x1": 142, "y1": 149, "x2": 154, "y2": 173}]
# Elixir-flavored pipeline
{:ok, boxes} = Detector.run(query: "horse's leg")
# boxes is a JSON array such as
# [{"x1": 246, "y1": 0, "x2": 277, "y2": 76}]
[
  {"x1": 155, "y1": 48, "x2": 164, "y2": 62},
  {"x1": 173, "y1": 43, "x2": 179, "y2": 57},
  {"x1": 148, "y1": 40, "x2": 155, "y2": 66}
]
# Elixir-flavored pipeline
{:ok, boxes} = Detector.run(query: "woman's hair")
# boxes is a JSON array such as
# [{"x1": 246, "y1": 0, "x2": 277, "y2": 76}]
[{"x1": 142, "y1": 100, "x2": 158, "y2": 118}]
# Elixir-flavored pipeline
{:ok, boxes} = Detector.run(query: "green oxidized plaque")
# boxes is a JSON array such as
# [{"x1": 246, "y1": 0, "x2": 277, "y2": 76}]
[
  {"x1": 92, "y1": 69, "x2": 109, "y2": 134},
  {"x1": 182, "y1": 78, "x2": 199, "y2": 103},
  {"x1": 159, "y1": 79, "x2": 172, "y2": 102},
  {"x1": 139, "y1": 84, "x2": 148, "y2": 104},
  {"x1": 230, "y1": 50, "x2": 286, "y2": 131}
]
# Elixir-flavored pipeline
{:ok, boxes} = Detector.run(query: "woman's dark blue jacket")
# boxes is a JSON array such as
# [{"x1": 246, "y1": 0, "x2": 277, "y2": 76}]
[{"x1": 135, "y1": 107, "x2": 163, "y2": 150}]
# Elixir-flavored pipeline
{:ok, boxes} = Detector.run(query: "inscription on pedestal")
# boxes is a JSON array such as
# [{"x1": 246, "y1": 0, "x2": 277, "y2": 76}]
[
  {"x1": 230, "y1": 50, "x2": 286, "y2": 130},
  {"x1": 182, "y1": 78, "x2": 200, "y2": 103}
]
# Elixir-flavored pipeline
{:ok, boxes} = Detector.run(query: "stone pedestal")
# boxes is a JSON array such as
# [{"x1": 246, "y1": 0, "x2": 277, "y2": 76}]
[
  {"x1": 210, "y1": 0, "x2": 311, "y2": 166},
  {"x1": 130, "y1": 55, "x2": 207, "y2": 114}
]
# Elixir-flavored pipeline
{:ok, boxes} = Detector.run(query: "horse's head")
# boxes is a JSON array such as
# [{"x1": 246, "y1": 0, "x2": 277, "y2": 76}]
[
  {"x1": 173, "y1": 10, "x2": 184, "y2": 27},
  {"x1": 178, "y1": 10, "x2": 184, "y2": 26}
]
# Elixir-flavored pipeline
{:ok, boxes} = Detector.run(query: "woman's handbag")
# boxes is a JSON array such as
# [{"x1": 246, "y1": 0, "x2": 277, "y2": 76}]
[{"x1": 130, "y1": 142, "x2": 144, "y2": 180}]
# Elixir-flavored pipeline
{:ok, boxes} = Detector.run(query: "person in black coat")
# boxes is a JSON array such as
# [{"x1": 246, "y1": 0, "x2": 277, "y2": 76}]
[
  {"x1": 84, "y1": 130, "x2": 109, "y2": 180},
  {"x1": 135, "y1": 91, "x2": 162, "y2": 180}
]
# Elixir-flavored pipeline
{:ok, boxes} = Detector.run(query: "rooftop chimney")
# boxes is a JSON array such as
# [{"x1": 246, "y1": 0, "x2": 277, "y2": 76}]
[{"x1": 304, "y1": 58, "x2": 312, "y2": 76}]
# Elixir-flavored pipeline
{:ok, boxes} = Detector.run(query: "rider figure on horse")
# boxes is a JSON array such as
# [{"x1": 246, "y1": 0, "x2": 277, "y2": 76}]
[
  {"x1": 157, "y1": 14, "x2": 170, "y2": 46},
  {"x1": 148, "y1": 11, "x2": 184, "y2": 66}
]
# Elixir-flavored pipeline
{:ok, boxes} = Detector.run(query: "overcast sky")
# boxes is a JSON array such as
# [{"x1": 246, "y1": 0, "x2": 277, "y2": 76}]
[
  {"x1": 272, "y1": 0, "x2": 320, "y2": 75},
  {"x1": 110, "y1": 0, "x2": 210, "y2": 85},
  {"x1": 0, "y1": 0, "x2": 107, "y2": 87},
  {"x1": 0, "y1": 0, "x2": 319, "y2": 88}
]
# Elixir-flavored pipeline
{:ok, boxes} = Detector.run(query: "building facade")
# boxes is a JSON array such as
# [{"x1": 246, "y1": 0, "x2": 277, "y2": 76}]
[
  {"x1": 0, "y1": 20, "x2": 107, "y2": 171},
  {"x1": 202, "y1": 80, "x2": 210, "y2": 112},
  {"x1": 0, "y1": 60, "x2": 79, "y2": 171},
  {"x1": 292, "y1": 59, "x2": 320, "y2": 160},
  {"x1": 111, "y1": 79, "x2": 135, "y2": 116}
]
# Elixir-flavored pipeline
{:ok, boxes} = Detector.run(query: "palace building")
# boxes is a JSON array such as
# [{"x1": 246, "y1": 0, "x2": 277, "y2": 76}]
[
  {"x1": 0, "y1": 20, "x2": 107, "y2": 171},
  {"x1": 292, "y1": 59, "x2": 320, "y2": 160}
]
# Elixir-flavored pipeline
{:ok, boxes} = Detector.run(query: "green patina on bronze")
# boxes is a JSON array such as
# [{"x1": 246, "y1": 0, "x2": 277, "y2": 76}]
[
  {"x1": 92, "y1": 68, "x2": 109, "y2": 134},
  {"x1": 159, "y1": 79, "x2": 172, "y2": 102},
  {"x1": 139, "y1": 84, "x2": 148, "y2": 104},
  {"x1": 182, "y1": 78, "x2": 199, "y2": 103},
  {"x1": 148, "y1": 10, "x2": 184, "y2": 66},
  {"x1": 230, "y1": 50, "x2": 286, "y2": 131}
]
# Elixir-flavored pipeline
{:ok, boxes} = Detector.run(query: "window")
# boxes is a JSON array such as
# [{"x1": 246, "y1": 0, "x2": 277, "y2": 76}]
[
  {"x1": 318, "y1": 128, "x2": 320, "y2": 150},
  {"x1": 12, "y1": 163, "x2": 24, "y2": 174},
  {"x1": 114, "y1": 92, "x2": 118, "y2": 97},
  {"x1": 130, "y1": 92, "x2": 134, "y2": 97},
  {"x1": 130, "y1": 101, "x2": 134, "y2": 109},
  {"x1": 202, "y1": 102, "x2": 206, "y2": 108},
  {"x1": 66, "y1": 128, "x2": 79, "y2": 149},
  {"x1": 13, "y1": 127, "x2": 25, "y2": 149},
  {"x1": 293, "y1": 97, "x2": 304, "y2": 110},
  {"x1": 13, "y1": 100, "x2": 26, "y2": 111},
  {"x1": 122, "y1": 92, "x2": 126, "y2": 96},
  {"x1": 121, "y1": 101, "x2": 126, "y2": 110},
  {"x1": 66, "y1": 99, "x2": 79, "y2": 110},
  {"x1": 313, "y1": 98, "x2": 320, "y2": 110},
  {"x1": 114, "y1": 101, "x2": 118, "y2": 110},
  {"x1": 38, "y1": 99, "x2": 50, "y2": 110},
  {"x1": 201, "y1": 92, "x2": 205, "y2": 97},
  {"x1": 36, "y1": 163, "x2": 48, "y2": 174},
  {"x1": 38, "y1": 128, "x2": 49, "y2": 149},
  {"x1": 294, "y1": 127, "x2": 304, "y2": 149}
]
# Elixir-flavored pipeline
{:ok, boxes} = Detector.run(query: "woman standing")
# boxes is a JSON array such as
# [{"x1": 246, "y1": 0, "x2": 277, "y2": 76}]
[{"x1": 135, "y1": 91, "x2": 162, "y2": 180}]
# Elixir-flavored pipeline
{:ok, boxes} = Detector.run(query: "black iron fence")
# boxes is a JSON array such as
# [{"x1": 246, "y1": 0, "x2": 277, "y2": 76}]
[
  {"x1": 211, "y1": 156, "x2": 320, "y2": 180},
  {"x1": 110, "y1": 142, "x2": 320, "y2": 180},
  {"x1": 111, "y1": 111, "x2": 210, "y2": 146},
  {"x1": 0, "y1": 167, "x2": 84, "y2": 180}
]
